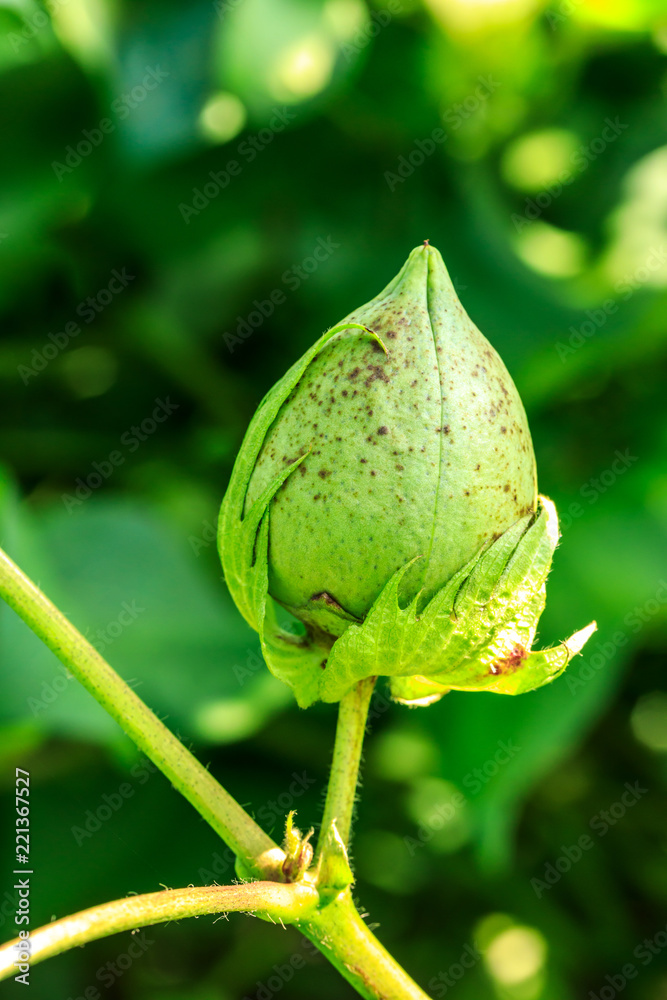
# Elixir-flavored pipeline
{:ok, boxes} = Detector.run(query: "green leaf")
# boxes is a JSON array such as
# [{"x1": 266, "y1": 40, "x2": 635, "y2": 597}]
[{"x1": 0, "y1": 474, "x2": 292, "y2": 746}]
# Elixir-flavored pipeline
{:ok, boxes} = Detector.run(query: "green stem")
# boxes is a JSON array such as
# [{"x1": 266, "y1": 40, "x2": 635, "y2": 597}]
[
  {"x1": 0, "y1": 882, "x2": 319, "y2": 980},
  {"x1": 317, "y1": 676, "x2": 376, "y2": 856},
  {"x1": 0, "y1": 545, "x2": 281, "y2": 879},
  {"x1": 301, "y1": 890, "x2": 431, "y2": 1000},
  {"x1": 0, "y1": 548, "x2": 430, "y2": 999}
]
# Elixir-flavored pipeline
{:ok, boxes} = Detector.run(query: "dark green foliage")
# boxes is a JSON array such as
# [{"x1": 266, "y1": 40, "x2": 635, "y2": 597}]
[{"x1": 0, "y1": 1, "x2": 666, "y2": 997}]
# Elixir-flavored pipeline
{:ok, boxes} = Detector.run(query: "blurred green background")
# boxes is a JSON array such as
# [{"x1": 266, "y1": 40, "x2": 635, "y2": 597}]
[{"x1": 1, "y1": 0, "x2": 667, "y2": 997}]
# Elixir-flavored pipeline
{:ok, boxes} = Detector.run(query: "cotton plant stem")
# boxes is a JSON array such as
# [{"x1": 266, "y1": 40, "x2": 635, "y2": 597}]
[
  {"x1": 0, "y1": 882, "x2": 319, "y2": 980},
  {"x1": 0, "y1": 546, "x2": 281, "y2": 878},
  {"x1": 0, "y1": 547, "x2": 430, "y2": 1000},
  {"x1": 308, "y1": 678, "x2": 433, "y2": 1000},
  {"x1": 317, "y1": 676, "x2": 376, "y2": 857},
  {"x1": 301, "y1": 889, "x2": 431, "y2": 1000},
  {"x1": 0, "y1": 883, "x2": 431, "y2": 1000}
]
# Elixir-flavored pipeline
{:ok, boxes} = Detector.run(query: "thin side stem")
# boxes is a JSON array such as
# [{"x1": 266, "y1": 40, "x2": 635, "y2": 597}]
[
  {"x1": 317, "y1": 676, "x2": 376, "y2": 856},
  {"x1": 0, "y1": 546, "x2": 281, "y2": 878},
  {"x1": 1, "y1": 546, "x2": 430, "y2": 1000},
  {"x1": 0, "y1": 882, "x2": 319, "y2": 979}
]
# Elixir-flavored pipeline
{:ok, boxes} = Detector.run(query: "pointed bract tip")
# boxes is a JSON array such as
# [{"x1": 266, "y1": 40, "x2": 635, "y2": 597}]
[{"x1": 565, "y1": 620, "x2": 598, "y2": 657}]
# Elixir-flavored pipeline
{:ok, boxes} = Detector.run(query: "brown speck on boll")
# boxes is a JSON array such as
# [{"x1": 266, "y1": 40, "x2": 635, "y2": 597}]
[{"x1": 239, "y1": 241, "x2": 537, "y2": 637}]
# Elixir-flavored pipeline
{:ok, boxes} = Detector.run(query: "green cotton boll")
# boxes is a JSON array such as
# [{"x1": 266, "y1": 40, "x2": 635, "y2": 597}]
[
  {"x1": 244, "y1": 244, "x2": 536, "y2": 634},
  {"x1": 219, "y1": 244, "x2": 595, "y2": 708}
]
